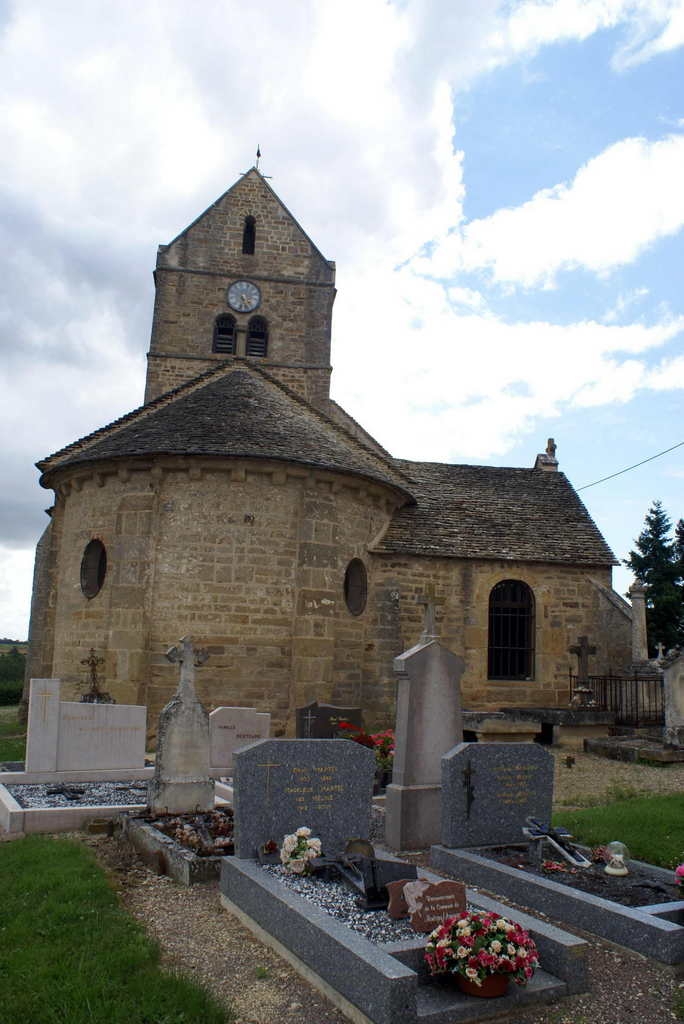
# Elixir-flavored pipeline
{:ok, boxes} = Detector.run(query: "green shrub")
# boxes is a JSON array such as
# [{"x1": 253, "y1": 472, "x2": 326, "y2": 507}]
[{"x1": 0, "y1": 679, "x2": 22, "y2": 705}]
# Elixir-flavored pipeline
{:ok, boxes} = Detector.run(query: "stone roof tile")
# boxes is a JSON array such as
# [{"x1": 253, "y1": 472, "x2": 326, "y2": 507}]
[{"x1": 375, "y1": 460, "x2": 616, "y2": 566}]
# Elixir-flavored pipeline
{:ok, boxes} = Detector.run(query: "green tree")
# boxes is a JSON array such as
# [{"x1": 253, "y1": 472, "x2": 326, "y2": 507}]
[
  {"x1": 0, "y1": 646, "x2": 25, "y2": 683},
  {"x1": 624, "y1": 501, "x2": 683, "y2": 655}
]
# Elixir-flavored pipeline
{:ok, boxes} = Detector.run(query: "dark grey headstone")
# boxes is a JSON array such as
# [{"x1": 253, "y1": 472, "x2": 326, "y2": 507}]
[
  {"x1": 441, "y1": 742, "x2": 554, "y2": 848},
  {"x1": 233, "y1": 739, "x2": 376, "y2": 858},
  {"x1": 296, "y1": 701, "x2": 362, "y2": 738}
]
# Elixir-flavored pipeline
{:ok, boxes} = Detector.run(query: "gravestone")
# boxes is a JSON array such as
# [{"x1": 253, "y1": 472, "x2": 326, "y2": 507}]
[
  {"x1": 209, "y1": 706, "x2": 270, "y2": 772},
  {"x1": 24, "y1": 678, "x2": 146, "y2": 773},
  {"x1": 296, "y1": 701, "x2": 362, "y2": 738},
  {"x1": 663, "y1": 653, "x2": 684, "y2": 748},
  {"x1": 441, "y1": 742, "x2": 554, "y2": 848},
  {"x1": 148, "y1": 636, "x2": 214, "y2": 815},
  {"x1": 385, "y1": 601, "x2": 464, "y2": 850},
  {"x1": 233, "y1": 738, "x2": 375, "y2": 858}
]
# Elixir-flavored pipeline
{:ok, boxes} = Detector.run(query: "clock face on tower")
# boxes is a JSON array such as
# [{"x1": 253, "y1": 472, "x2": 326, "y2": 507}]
[{"x1": 227, "y1": 280, "x2": 261, "y2": 313}]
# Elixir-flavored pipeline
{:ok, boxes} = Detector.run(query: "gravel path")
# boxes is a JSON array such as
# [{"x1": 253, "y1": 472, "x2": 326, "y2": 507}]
[{"x1": 84, "y1": 749, "x2": 683, "y2": 1024}]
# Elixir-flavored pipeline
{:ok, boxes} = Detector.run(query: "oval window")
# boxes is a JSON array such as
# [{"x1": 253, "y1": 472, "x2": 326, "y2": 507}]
[
  {"x1": 80, "y1": 539, "x2": 107, "y2": 599},
  {"x1": 344, "y1": 558, "x2": 367, "y2": 616}
]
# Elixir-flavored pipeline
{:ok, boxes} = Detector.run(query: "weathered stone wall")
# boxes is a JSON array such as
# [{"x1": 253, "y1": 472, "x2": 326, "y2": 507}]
[
  {"x1": 145, "y1": 171, "x2": 335, "y2": 404},
  {"x1": 360, "y1": 555, "x2": 631, "y2": 727},
  {"x1": 40, "y1": 458, "x2": 399, "y2": 737}
]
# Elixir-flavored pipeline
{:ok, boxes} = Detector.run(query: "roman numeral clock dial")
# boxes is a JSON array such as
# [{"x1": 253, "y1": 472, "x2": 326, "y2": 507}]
[{"x1": 227, "y1": 280, "x2": 261, "y2": 312}]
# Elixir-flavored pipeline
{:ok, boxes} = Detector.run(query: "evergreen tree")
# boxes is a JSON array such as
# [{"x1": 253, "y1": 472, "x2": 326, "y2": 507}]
[{"x1": 624, "y1": 501, "x2": 683, "y2": 655}]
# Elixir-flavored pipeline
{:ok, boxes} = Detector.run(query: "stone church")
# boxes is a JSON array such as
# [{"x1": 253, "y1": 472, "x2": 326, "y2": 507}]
[{"x1": 25, "y1": 167, "x2": 631, "y2": 735}]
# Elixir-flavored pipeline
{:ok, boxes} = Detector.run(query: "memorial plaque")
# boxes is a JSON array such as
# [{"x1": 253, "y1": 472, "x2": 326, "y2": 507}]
[
  {"x1": 441, "y1": 742, "x2": 554, "y2": 848},
  {"x1": 233, "y1": 738, "x2": 375, "y2": 859},
  {"x1": 296, "y1": 701, "x2": 362, "y2": 738},
  {"x1": 404, "y1": 880, "x2": 467, "y2": 933}
]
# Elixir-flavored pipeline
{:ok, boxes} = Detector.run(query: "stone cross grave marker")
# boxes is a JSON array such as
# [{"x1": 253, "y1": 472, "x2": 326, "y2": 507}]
[
  {"x1": 233, "y1": 738, "x2": 375, "y2": 858},
  {"x1": 441, "y1": 742, "x2": 554, "y2": 849},
  {"x1": 209, "y1": 706, "x2": 270, "y2": 773},
  {"x1": 569, "y1": 635, "x2": 596, "y2": 682},
  {"x1": 295, "y1": 701, "x2": 362, "y2": 738},
  {"x1": 147, "y1": 636, "x2": 215, "y2": 815}
]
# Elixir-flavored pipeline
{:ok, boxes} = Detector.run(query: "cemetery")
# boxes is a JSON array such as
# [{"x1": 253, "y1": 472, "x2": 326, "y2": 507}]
[{"x1": 2, "y1": 625, "x2": 683, "y2": 1024}]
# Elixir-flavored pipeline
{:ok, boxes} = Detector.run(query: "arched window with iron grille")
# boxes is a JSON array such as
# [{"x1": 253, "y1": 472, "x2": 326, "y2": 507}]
[
  {"x1": 242, "y1": 216, "x2": 256, "y2": 254},
  {"x1": 213, "y1": 314, "x2": 236, "y2": 354},
  {"x1": 246, "y1": 316, "x2": 268, "y2": 357},
  {"x1": 488, "y1": 579, "x2": 535, "y2": 680}
]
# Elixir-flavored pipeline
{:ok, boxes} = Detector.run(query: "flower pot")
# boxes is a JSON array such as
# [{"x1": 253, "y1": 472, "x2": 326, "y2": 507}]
[
  {"x1": 455, "y1": 973, "x2": 510, "y2": 998},
  {"x1": 373, "y1": 768, "x2": 392, "y2": 794}
]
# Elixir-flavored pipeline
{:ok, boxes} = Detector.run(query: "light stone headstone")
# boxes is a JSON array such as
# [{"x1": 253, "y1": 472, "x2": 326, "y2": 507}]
[
  {"x1": 148, "y1": 636, "x2": 214, "y2": 815},
  {"x1": 209, "y1": 706, "x2": 270, "y2": 772},
  {"x1": 24, "y1": 678, "x2": 146, "y2": 772},
  {"x1": 385, "y1": 605, "x2": 464, "y2": 851},
  {"x1": 233, "y1": 738, "x2": 375, "y2": 859},
  {"x1": 25, "y1": 678, "x2": 61, "y2": 772},
  {"x1": 441, "y1": 742, "x2": 554, "y2": 848},
  {"x1": 663, "y1": 653, "x2": 684, "y2": 748}
]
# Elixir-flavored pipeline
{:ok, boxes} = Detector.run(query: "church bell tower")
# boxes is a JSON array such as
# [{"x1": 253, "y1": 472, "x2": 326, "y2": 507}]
[{"x1": 144, "y1": 168, "x2": 336, "y2": 408}]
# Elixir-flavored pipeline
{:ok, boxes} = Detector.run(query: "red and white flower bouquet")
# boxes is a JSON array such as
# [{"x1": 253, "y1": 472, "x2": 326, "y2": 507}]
[{"x1": 424, "y1": 910, "x2": 540, "y2": 990}]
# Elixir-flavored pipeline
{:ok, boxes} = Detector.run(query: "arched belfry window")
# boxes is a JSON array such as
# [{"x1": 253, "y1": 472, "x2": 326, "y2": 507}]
[
  {"x1": 488, "y1": 580, "x2": 535, "y2": 680},
  {"x1": 213, "y1": 314, "x2": 236, "y2": 354},
  {"x1": 242, "y1": 216, "x2": 256, "y2": 254},
  {"x1": 246, "y1": 316, "x2": 268, "y2": 357}
]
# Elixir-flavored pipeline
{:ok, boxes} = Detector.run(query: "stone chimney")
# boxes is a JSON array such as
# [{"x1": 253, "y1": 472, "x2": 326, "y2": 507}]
[{"x1": 534, "y1": 438, "x2": 559, "y2": 472}]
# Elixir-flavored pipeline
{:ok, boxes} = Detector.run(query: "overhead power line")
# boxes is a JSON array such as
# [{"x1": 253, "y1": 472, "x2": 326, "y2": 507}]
[{"x1": 577, "y1": 441, "x2": 684, "y2": 492}]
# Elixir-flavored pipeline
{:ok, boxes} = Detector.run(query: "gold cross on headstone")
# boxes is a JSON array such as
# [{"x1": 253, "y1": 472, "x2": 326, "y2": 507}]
[{"x1": 256, "y1": 762, "x2": 282, "y2": 804}]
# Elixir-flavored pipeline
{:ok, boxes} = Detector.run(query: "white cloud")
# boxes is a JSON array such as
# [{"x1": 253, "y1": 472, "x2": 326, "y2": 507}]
[
  {"x1": 415, "y1": 134, "x2": 684, "y2": 287},
  {"x1": 0, "y1": 548, "x2": 35, "y2": 641}
]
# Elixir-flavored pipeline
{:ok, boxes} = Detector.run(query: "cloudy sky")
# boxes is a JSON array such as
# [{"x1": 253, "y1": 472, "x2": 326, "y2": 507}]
[{"x1": 1, "y1": 0, "x2": 683, "y2": 640}]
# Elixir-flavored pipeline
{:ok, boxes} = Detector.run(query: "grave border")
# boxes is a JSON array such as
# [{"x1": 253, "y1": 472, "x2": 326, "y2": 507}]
[
  {"x1": 430, "y1": 844, "x2": 684, "y2": 967},
  {"x1": 220, "y1": 855, "x2": 588, "y2": 1024}
]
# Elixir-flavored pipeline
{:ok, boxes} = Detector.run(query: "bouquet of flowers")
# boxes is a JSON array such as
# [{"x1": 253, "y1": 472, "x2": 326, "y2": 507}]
[
  {"x1": 424, "y1": 910, "x2": 539, "y2": 988},
  {"x1": 675, "y1": 863, "x2": 684, "y2": 890},
  {"x1": 280, "y1": 826, "x2": 322, "y2": 875}
]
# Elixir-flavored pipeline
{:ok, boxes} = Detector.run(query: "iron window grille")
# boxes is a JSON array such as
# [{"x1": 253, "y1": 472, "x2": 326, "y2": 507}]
[{"x1": 488, "y1": 579, "x2": 535, "y2": 680}]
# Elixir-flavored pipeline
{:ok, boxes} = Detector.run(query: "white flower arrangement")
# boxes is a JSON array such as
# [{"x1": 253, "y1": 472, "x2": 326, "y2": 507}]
[{"x1": 280, "y1": 826, "x2": 322, "y2": 875}]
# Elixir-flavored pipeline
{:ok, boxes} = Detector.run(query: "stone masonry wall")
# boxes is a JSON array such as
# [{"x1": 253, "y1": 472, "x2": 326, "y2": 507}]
[
  {"x1": 360, "y1": 555, "x2": 631, "y2": 728},
  {"x1": 42, "y1": 457, "x2": 398, "y2": 738}
]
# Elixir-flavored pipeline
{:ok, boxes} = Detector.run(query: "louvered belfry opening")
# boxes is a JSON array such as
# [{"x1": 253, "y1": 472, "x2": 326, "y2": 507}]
[
  {"x1": 488, "y1": 579, "x2": 535, "y2": 679},
  {"x1": 246, "y1": 316, "x2": 268, "y2": 357},
  {"x1": 213, "y1": 314, "x2": 236, "y2": 354}
]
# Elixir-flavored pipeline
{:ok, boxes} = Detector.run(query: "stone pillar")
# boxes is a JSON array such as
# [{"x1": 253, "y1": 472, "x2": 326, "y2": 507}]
[
  {"x1": 629, "y1": 582, "x2": 649, "y2": 662},
  {"x1": 663, "y1": 653, "x2": 684, "y2": 749},
  {"x1": 385, "y1": 633, "x2": 464, "y2": 852}
]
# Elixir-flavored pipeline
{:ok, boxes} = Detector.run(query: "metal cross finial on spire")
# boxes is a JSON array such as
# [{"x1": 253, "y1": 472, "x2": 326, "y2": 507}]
[{"x1": 255, "y1": 144, "x2": 261, "y2": 170}]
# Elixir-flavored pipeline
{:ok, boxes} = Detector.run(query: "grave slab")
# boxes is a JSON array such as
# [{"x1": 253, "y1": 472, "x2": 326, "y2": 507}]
[{"x1": 220, "y1": 855, "x2": 588, "y2": 1024}]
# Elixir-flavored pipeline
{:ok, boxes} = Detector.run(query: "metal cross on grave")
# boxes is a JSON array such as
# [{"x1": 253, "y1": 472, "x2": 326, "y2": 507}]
[
  {"x1": 81, "y1": 648, "x2": 104, "y2": 692},
  {"x1": 165, "y1": 635, "x2": 209, "y2": 700},
  {"x1": 569, "y1": 635, "x2": 597, "y2": 683}
]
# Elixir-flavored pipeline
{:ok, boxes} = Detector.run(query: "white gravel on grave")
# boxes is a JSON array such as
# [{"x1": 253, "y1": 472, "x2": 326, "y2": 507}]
[
  {"x1": 6, "y1": 780, "x2": 149, "y2": 808},
  {"x1": 261, "y1": 864, "x2": 477, "y2": 946}
]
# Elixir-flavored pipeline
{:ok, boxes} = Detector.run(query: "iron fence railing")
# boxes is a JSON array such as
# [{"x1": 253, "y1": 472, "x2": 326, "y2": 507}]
[{"x1": 569, "y1": 672, "x2": 664, "y2": 728}]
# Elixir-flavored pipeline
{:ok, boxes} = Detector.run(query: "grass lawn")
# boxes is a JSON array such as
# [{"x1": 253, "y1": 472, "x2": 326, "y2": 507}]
[
  {"x1": 554, "y1": 792, "x2": 684, "y2": 869},
  {"x1": 0, "y1": 704, "x2": 25, "y2": 761},
  {"x1": 0, "y1": 836, "x2": 231, "y2": 1024}
]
